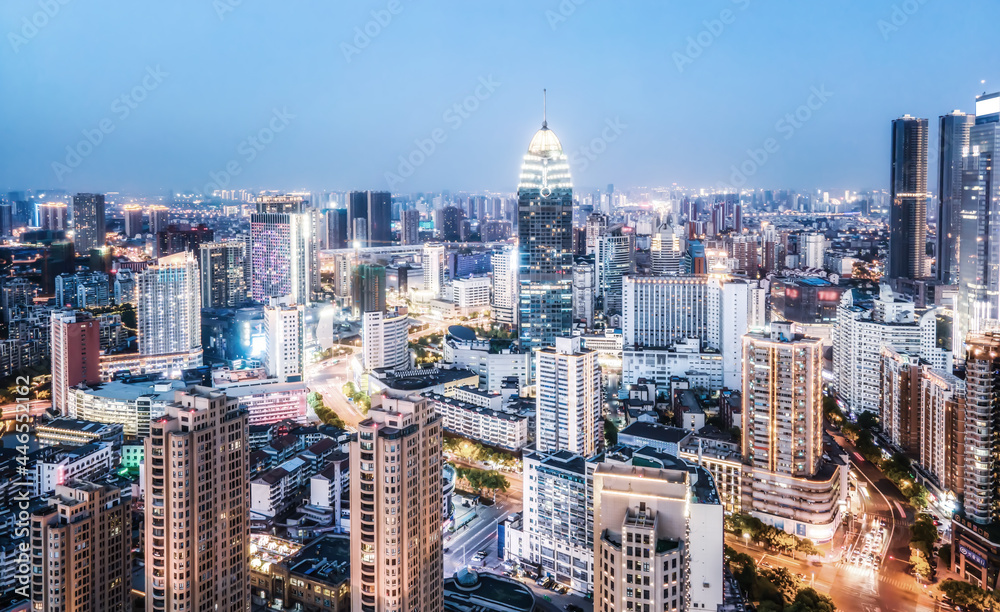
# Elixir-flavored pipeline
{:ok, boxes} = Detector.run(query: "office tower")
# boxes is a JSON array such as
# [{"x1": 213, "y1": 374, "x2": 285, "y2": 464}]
[
  {"x1": 353, "y1": 217, "x2": 369, "y2": 246},
  {"x1": 199, "y1": 241, "x2": 247, "y2": 308},
  {"x1": 350, "y1": 394, "x2": 443, "y2": 612},
  {"x1": 351, "y1": 263, "x2": 386, "y2": 316},
  {"x1": 400, "y1": 208, "x2": 420, "y2": 245},
  {"x1": 31, "y1": 480, "x2": 131, "y2": 611},
  {"x1": 585, "y1": 213, "x2": 608, "y2": 256},
  {"x1": 491, "y1": 246, "x2": 517, "y2": 327},
  {"x1": 594, "y1": 462, "x2": 723, "y2": 612},
  {"x1": 320, "y1": 207, "x2": 349, "y2": 249},
  {"x1": 250, "y1": 195, "x2": 317, "y2": 305},
  {"x1": 572, "y1": 259, "x2": 596, "y2": 327},
  {"x1": 742, "y1": 322, "x2": 845, "y2": 540},
  {"x1": 361, "y1": 309, "x2": 410, "y2": 370},
  {"x1": 519, "y1": 449, "x2": 597, "y2": 594},
  {"x1": 145, "y1": 387, "x2": 249, "y2": 612},
  {"x1": 123, "y1": 204, "x2": 144, "y2": 237},
  {"x1": 439, "y1": 205, "x2": 464, "y2": 241},
  {"x1": 0, "y1": 202, "x2": 11, "y2": 236},
  {"x1": 39, "y1": 202, "x2": 68, "y2": 231},
  {"x1": 51, "y1": 309, "x2": 101, "y2": 414},
  {"x1": 137, "y1": 251, "x2": 202, "y2": 360},
  {"x1": 72, "y1": 193, "x2": 106, "y2": 254},
  {"x1": 650, "y1": 224, "x2": 684, "y2": 275},
  {"x1": 264, "y1": 299, "x2": 304, "y2": 382},
  {"x1": 938, "y1": 111, "x2": 974, "y2": 285},
  {"x1": 422, "y1": 242, "x2": 446, "y2": 297},
  {"x1": 800, "y1": 232, "x2": 826, "y2": 269},
  {"x1": 148, "y1": 204, "x2": 170, "y2": 235},
  {"x1": 596, "y1": 225, "x2": 635, "y2": 315},
  {"x1": 889, "y1": 116, "x2": 929, "y2": 280},
  {"x1": 833, "y1": 287, "x2": 951, "y2": 413},
  {"x1": 347, "y1": 190, "x2": 392, "y2": 247},
  {"x1": 535, "y1": 336, "x2": 602, "y2": 456},
  {"x1": 517, "y1": 112, "x2": 574, "y2": 362},
  {"x1": 156, "y1": 223, "x2": 215, "y2": 257}
]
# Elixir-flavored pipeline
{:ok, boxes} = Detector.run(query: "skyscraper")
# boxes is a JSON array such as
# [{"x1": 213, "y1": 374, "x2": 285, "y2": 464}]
[
  {"x1": 517, "y1": 107, "x2": 573, "y2": 362},
  {"x1": 350, "y1": 394, "x2": 443, "y2": 612},
  {"x1": 250, "y1": 194, "x2": 317, "y2": 305},
  {"x1": 348, "y1": 191, "x2": 392, "y2": 247},
  {"x1": 490, "y1": 246, "x2": 517, "y2": 327},
  {"x1": 148, "y1": 204, "x2": 170, "y2": 235},
  {"x1": 535, "y1": 336, "x2": 602, "y2": 457},
  {"x1": 264, "y1": 299, "x2": 305, "y2": 382},
  {"x1": 351, "y1": 263, "x2": 386, "y2": 316},
  {"x1": 51, "y1": 309, "x2": 101, "y2": 414},
  {"x1": 888, "y1": 116, "x2": 929, "y2": 280},
  {"x1": 440, "y1": 205, "x2": 464, "y2": 241},
  {"x1": 957, "y1": 93, "x2": 1000, "y2": 354},
  {"x1": 400, "y1": 208, "x2": 420, "y2": 245},
  {"x1": 137, "y1": 251, "x2": 202, "y2": 362},
  {"x1": 422, "y1": 243, "x2": 446, "y2": 297},
  {"x1": 39, "y1": 202, "x2": 68, "y2": 231},
  {"x1": 320, "y1": 207, "x2": 349, "y2": 249},
  {"x1": 144, "y1": 387, "x2": 249, "y2": 612},
  {"x1": 596, "y1": 225, "x2": 635, "y2": 315},
  {"x1": 123, "y1": 204, "x2": 144, "y2": 237},
  {"x1": 31, "y1": 480, "x2": 131, "y2": 612},
  {"x1": 72, "y1": 192, "x2": 106, "y2": 254},
  {"x1": 937, "y1": 111, "x2": 974, "y2": 285},
  {"x1": 199, "y1": 241, "x2": 247, "y2": 308}
]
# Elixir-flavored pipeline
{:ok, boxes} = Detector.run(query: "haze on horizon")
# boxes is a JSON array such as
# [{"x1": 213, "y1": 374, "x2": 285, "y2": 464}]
[{"x1": 2, "y1": 0, "x2": 997, "y2": 195}]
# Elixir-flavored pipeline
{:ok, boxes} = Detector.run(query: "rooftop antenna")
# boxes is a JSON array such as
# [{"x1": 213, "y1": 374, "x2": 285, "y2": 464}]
[{"x1": 542, "y1": 89, "x2": 547, "y2": 129}]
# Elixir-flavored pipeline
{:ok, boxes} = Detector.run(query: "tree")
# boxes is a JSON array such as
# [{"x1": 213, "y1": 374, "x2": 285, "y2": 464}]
[
  {"x1": 910, "y1": 514, "x2": 939, "y2": 557},
  {"x1": 856, "y1": 411, "x2": 879, "y2": 431},
  {"x1": 910, "y1": 549, "x2": 933, "y2": 581},
  {"x1": 939, "y1": 579, "x2": 997, "y2": 610},
  {"x1": 938, "y1": 543, "x2": 952, "y2": 567},
  {"x1": 785, "y1": 587, "x2": 836, "y2": 612},
  {"x1": 796, "y1": 538, "x2": 819, "y2": 558},
  {"x1": 604, "y1": 418, "x2": 619, "y2": 447}
]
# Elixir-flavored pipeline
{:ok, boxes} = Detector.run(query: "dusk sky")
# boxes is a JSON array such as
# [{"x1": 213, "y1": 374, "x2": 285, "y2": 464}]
[{"x1": 2, "y1": 0, "x2": 998, "y2": 195}]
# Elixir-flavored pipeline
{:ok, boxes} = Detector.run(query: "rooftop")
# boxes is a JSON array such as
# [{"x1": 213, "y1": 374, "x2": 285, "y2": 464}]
[{"x1": 619, "y1": 422, "x2": 691, "y2": 445}]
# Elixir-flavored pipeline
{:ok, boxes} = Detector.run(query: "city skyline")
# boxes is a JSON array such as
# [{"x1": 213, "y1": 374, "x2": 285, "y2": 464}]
[{"x1": 4, "y1": 1, "x2": 1000, "y2": 194}]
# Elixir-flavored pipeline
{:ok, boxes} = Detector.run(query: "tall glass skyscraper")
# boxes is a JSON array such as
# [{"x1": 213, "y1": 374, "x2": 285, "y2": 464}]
[
  {"x1": 889, "y1": 116, "x2": 929, "y2": 280},
  {"x1": 937, "y1": 111, "x2": 974, "y2": 285},
  {"x1": 517, "y1": 109, "x2": 573, "y2": 363}
]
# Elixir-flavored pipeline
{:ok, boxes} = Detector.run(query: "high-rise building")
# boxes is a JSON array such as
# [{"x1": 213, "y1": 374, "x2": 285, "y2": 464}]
[
  {"x1": 937, "y1": 111, "x2": 974, "y2": 285},
  {"x1": 351, "y1": 263, "x2": 386, "y2": 316},
  {"x1": 400, "y1": 208, "x2": 420, "y2": 245},
  {"x1": 879, "y1": 347, "x2": 922, "y2": 451},
  {"x1": 72, "y1": 193, "x2": 106, "y2": 254},
  {"x1": 148, "y1": 204, "x2": 170, "y2": 235},
  {"x1": 348, "y1": 191, "x2": 392, "y2": 247},
  {"x1": 361, "y1": 309, "x2": 410, "y2": 371},
  {"x1": 250, "y1": 195, "x2": 317, "y2": 305},
  {"x1": 31, "y1": 480, "x2": 131, "y2": 612},
  {"x1": 264, "y1": 300, "x2": 304, "y2": 382},
  {"x1": 741, "y1": 322, "x2": 846, "y2": 541},
  {"x1": 440, "y1": 205, "x2": 465, "y2": 241},
  {"x1": 800, "y1": 232, "x2": 826, "y2": 269},
  {"x1": 39, "y1": 202, "x2": 69, "y2": 231},
  {"x1": 957, "y1": 93, "x2": 1000, "y2": 355},
  {"x1": 918, "y1": 367, "x2": 965, "y2": 496},
  {"x1": 585, "y1": 213, "x2": 608, "y2": 256},
  {"x1": 596, "y1": 225, "x2": 634, "y2": 315},
  {"x1": 535, "y1": 336, "x2": 602, "y2": 457},
  {"x1": 123, "y1": 204, "x2": 144, "y2": 237},
  {"x1": 650, "y1": 224, "x2": 684, "y2": 275},
  {"x1": 51, "y1": 309, "x2": 101, "y2": 414},
  {"x1": 422, "y1": 243, "x2": 446, "y2": 297},
  {"x1": 888, "y1": 116, "x2": 929, "y2": 280},
  {"x1": 137, "y1": 251, "x2": 202, "y2": 360},
  {"x1": 199, "y1": 241, "x2": 247, "y2": 308},
  {"x1": 571, "y1": 259, "x2": 595, "y2": 328},
  {"x1": 517, "y1": 112, "x2": 573, "y2": 362},
  {"x1": 144, "y1": 387, "x2": 249, "y2": 612},
  {"x1": 490, "y1": 246, "x2": 517, "y2": 327},
  {"x1": 320, "y1": 207, "x2": 348, "y2": 250},
  {"x1": 156, "y1": 223, "x2": 215, "y2": 257},
  {"x1": 594, "y1": 460, "x2": 724, "y2": 611},
  {"x1": 350, "y1": 394, "x2": 443, "y2": 612},
  {"x1": 56, "y1": 270, "x2": 111, "y2": 308}
]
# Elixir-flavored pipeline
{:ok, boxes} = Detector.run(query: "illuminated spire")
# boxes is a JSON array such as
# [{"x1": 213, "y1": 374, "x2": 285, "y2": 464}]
[{"x1": 543, "y1": 88, "x2": 547, "y2": 129}]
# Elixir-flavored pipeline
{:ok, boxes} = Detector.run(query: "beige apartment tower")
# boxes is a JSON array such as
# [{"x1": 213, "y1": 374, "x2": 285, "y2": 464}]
[
  {"x1": 350, "y1": 393, "x2": 443, "y2": 612},
  {"x1": 31, "y1": 480, "x2": 131, "y2": 612},
  {"x1": 144, "y1": 387, "x2": 249, "y2": 612}
]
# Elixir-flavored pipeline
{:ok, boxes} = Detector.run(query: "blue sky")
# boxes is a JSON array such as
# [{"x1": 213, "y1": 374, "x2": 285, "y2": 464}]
[{"x1": 1, "y1": 0, "x2": 996, "y2": 195}]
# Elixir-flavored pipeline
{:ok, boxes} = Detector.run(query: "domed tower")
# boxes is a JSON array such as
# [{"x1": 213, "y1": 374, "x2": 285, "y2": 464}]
[{"x1": 517, "y1": 91, "x2": 574, "y2": 371}]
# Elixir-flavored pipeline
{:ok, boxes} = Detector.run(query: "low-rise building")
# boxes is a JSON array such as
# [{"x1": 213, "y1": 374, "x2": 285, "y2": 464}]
[
  {"x1": 30, "y1": 442, "x2": 115, "y2": 496},
  {"x1": 66, "y1": 377, "x2": 186, "y2": 438},
  {"x1": 618, "y1": 422, "x2": 691, "y2": 457},
  {"x1": 425, "y1": 392, "x2": 529, "y2": 451},
  {"x1": 443, "y1": 325, "x2": 528, "y2": 393},
  {"x1": 36, "y1": 418, "x2": 123, "y2": 448},
  {"x1": 249, "y1": 534, "x2": 350, "y2": 612}
]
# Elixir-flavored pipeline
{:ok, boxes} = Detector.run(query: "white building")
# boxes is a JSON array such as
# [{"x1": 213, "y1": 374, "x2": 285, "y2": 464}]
[
  {"x1": 622, "y1": 338, "x2": 723, "y2": 388},
  {"x1": 453, "y1": 276, "x2": 491, "y2": 310},
  {"x1": 137, "y1": 251, "x2": 203, "y2": 363},
  {"x1": 833, "y1": 287, "x2": 951, "y2": 414},
  {"x1": 309, "y1": 456, "x2": 351, "y2": 532},
  {"x1": 250, "y1": 195, "x2": 318, "y2": 305},
  {"x1": 422, "y1": 243, "x2": 446, "y2": 297},
  {"x1": 31, "y1": 442, "x2": 115, "y2": 496},
  {"x1": 650, "y1": 224, "x2": 685, "y2": 275},
  {"x1": 219, "y1": 380, "x2": 308, "y2": 426},
  {"x1": 491, "y1": 247, "x2": 517, "y2": 326},
  {"x1": 67, "y1": 378, "x2": 186, "y2": 438},
  {"x1": 361, "y1": 309, "x2": 411, "y2": 371},
  {"x1": 536, "y1": 336, "x2": 602, "y2": 457},
  {"x1": 250, "y1": 456, "x2": 310, "y2": 519},
  {"x1": 443, "y1": 327, "x2": 528, "y2": 392},
  {"x1": 596, "y1": 226, "x2": 635, "y2": 314},
  {"x1": 425, "y1": 392, "x2": 529, "y2": 451},
  {"x1": 572, "y1": 261, "x2": 596, "y2": 327},
  {"x1": 801, "y1": 232, "x2": 827, "y2": 269},
  {"x1": 264, "y1": 300, "x2": 304, "y2": 383}
]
